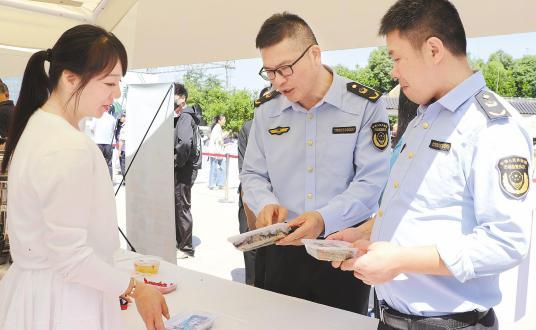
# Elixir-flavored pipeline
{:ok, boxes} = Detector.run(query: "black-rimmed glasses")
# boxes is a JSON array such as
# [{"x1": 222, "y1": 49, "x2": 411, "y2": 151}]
[{"x1": 258, "y1": 44, "x2": 315, "y2": 81}]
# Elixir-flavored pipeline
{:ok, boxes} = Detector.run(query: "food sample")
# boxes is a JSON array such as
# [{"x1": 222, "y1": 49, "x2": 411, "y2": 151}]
[
  {"x1": 228, "y1": 223, "x2": 291, "y2": 251},
  {"x1": 302, "y1": 239, "x2": 357, "y2": 262},
  {"x1": 134, "y1": 258, "x2": 160, "y2": 274}
]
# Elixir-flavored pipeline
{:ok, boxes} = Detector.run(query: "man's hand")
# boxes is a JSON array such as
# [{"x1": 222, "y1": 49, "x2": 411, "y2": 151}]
[
  {"x1": 338, "y1": 240, "x2": 403, "y2": 285},
  {"x1": 277, "y1": 211, "x2": 325, "y2": 246},
  {"x1": 328, "y1": 218, "x2": 374, "y2": 268},
  {"x1": 255, "y1": 204, "x2": 288, "y2": 229}
]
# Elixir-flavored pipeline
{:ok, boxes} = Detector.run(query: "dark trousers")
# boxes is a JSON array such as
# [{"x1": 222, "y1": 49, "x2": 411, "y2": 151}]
[
  {"x1": 377, "y1": 308, "x2": 498, "y2": 330},
  {"x1": 238, "y1": 195, "x2": 256, "y2": 285},
  {"x1": 174, "y1": 171, "x2": 196, "y2": 255},
  {"x1": 97, "y1": 144, "x2": 113, "y2": 179},
  {"x1": 261, "y1": 244, "x2": 370, "y2": 314}
]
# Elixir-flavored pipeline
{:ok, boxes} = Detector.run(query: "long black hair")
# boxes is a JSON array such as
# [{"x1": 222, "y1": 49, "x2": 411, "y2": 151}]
[
  {"x1": 2, "y1": 24, "x2": 128, "y2": 172},
  {"x1": 210, "y1": 114, "x2": 225, "y2": 131}
]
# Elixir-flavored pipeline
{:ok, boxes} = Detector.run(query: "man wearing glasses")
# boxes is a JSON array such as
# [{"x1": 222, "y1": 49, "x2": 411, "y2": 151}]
[{"x1": 240, "y1": 12, "x2": 390, "y2": 314}]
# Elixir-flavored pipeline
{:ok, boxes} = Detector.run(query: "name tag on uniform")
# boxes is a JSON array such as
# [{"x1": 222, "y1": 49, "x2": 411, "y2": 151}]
[
  {"x1": 268, "y1": 126, "x2": 290, "y2": 135},
  {"x1": 429, "y1": 140, "x2": 451, "y2": 152},
  {"x1": 332, "y1": 126, "x2": 356, "y2": 134}
]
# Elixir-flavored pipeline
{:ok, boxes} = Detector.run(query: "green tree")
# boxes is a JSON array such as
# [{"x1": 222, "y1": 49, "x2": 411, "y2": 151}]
[
  {"x1": 481, "y1": 60, "x2": 516, "y2": 96},
  {"x1": 334, "y1": 47, "x2": 395, "y2": 93},
  {"x1": 488, "y1": 50, "x2": 514, "y2": 70},
  {"x1": 512, "y1": 55, "x2": 536, "y2": 98},
  {"x1": 184, "y1": 69, "x2": 256, "y2": 133}
]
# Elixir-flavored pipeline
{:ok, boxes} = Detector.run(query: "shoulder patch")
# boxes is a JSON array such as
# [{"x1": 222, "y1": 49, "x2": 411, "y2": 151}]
[
  {"x1": 497, "y1": 156, "x2": 529, "y2": 199},
  {"x1": 254, "y1": 90, "x2": 281, "y2": 108},
  {"x1": 347, "y1": 82, "x2": 381, "y2": 103},
  {"x1": 475, "y1": 91, "x2": 510, "y2": 121},
  {"x1": 371, "y1": 122, "x2": 389, "y2": 150}
]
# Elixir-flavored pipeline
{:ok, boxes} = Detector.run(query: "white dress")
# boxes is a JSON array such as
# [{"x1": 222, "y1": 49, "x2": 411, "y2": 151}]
[{"x1": 0, "y1": 110, "x2": 131, "y2": 330}]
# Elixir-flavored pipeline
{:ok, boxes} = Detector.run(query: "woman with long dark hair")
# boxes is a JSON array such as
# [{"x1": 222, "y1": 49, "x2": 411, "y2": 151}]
[{"x1": 0, "y1": 25, "x2": 168, "y2": 330}]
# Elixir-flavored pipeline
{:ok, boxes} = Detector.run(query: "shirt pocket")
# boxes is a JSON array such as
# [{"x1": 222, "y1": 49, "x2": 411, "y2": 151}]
[{"x1": 417, "y1": 137, "x2": 467, "y2": 208}]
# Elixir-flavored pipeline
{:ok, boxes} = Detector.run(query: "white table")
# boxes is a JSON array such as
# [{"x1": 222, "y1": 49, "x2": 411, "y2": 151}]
[{"x1": 116, "y1": 252, "x2": 378, "y2": 330}]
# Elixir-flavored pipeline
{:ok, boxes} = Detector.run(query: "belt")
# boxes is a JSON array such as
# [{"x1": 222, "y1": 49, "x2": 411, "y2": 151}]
[{"x1": 379, "y1": 301, "x2": 490, "y2": 330}]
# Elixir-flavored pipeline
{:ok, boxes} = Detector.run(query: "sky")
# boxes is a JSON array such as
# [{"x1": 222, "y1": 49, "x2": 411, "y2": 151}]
[{"x1": 194, "y1": 32, "x2": 536, "y2": 93}]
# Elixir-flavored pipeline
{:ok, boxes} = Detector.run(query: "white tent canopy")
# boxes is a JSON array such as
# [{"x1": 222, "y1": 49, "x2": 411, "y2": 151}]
[{"x1": 1, "y1": 0, "x2": 536, "y2": 77}]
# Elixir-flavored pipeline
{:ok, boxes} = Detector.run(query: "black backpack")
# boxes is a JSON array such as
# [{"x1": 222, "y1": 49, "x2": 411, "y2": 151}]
[{"x1": 190, "y1": 119, "x2": 203, "y2": 170}]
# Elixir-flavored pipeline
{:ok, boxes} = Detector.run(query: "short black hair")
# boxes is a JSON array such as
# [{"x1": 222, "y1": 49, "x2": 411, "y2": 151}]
[
  {"x1": 255, "y1": 12, "x2": 318, "y2": 49},
  {"x1": 379, "y1": 0, "x2": 467, "y2": 56},
  {"x1": 174, "y1": 83, "x2": 188, "y2": 101}
]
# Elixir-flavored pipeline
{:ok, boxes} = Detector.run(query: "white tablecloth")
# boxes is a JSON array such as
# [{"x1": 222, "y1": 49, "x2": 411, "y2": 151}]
[{"x1": 115, "y1": 250, "x2": 378, "y2": 330}]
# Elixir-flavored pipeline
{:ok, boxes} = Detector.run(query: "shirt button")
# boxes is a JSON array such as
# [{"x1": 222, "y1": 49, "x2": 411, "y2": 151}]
[
  {"x1": 307, "y1": 140, "x2": 313, "y2": 146},
  {"x1": 394, "y1": 181, "x2": 399, "y2": 189},
  {"x1": 408, "y1": 152, "x2": 414, "y2": 159},
  {"x1": 307, "y1": 166, "x2": 314, "y2": 173},
  {"x1": 307, "y1": 113, "x2": 314, "y2": 120},
  {"x1": 307, "y1": 193, "x2": 313, "y2": 199},
  {"x1": 378, "y1": 209, "x2": 384, "y2": 217},
  {"x1": 422, "y1": 122, "x2": 430, "y2": 129}
]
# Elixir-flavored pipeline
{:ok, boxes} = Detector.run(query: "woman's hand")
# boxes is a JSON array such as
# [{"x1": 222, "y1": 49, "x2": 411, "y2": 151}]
[{"x1": 133, "y1": 282, "x2": 170, "y2": 330}]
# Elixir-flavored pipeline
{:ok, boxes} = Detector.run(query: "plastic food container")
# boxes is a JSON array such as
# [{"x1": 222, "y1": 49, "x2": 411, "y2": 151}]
[
  {"x1": 228, "y1": 223, "x2": 291, "y2": 251},
  {"x1": 302, "y1": 239, "x2": 357, "y2": 262},
  {"x1": 134, "y1": 257, "x2": 160, "y2": 274},
  {"x1": 165, "y1": 312, "x2": 215, "y2": 330}
]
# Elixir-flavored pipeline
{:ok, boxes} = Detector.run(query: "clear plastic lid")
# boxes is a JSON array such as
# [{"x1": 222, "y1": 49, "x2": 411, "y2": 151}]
[
  {"x1": 228, "y1": 223, "x2": 291, "y2": 251},
  {"x1": 165, "y1": 312, "x2": 215, "y2": 330},
  {"x1": 302, "y1": 239, "x2": 357, "y2": 262}
]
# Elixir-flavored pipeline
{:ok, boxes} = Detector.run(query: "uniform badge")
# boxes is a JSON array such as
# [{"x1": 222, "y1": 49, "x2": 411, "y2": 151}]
[
  {"x1": 475, "y1": 91, "x2": 510, "y2": 121},
  {"x1": 268, "y1": 126, "x2": 290, "y2": 135},
  {"x1": 429, "y1": 140, "x2": 451, "y2": 152},
  {"x1": 332, "y1": 126, "x2": 356, "y2": 134},
  {"x1": 371, "y1": 122, "x2": 389, "y2": 150},
  {"x1": 497, "y1": 156, "x2": 529, "y2": 199}
]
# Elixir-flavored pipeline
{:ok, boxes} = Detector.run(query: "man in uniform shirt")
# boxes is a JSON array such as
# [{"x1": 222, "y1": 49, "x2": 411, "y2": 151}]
[
  {"x1": 240, "y1": 12, "x2": 390, "y2": 314},
  {"x1": 331, "y1": 1, "x2": 533, "y2": 328}
]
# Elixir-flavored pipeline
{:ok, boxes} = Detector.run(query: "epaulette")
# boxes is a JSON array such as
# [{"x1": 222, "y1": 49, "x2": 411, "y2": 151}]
[
  {"x1": 347, "y1": 82, "x2": 381, "y2": 103},
  {"x1": 254, "y1": 90, "x2": 281, "y2": 108},
  {"x1": 475, "y1": 90, "x2": 510, "y2": 121}
]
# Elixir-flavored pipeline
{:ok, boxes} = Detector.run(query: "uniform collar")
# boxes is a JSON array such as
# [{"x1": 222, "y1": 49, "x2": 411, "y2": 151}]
[
  {"x1": 436, "y1": 71, "x2": 486, "y2": 112},
  {"x1": 274, "y1": 65, "x2": 342, "y2": 114}
]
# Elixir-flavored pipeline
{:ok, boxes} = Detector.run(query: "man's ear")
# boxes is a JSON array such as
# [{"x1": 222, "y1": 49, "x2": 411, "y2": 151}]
[
  {"x1": 310, "y1": 44, "x2": 322, "y2": 65},
  {"x1": 424, "y1": 37, "x2": 445, "y2": 64}
]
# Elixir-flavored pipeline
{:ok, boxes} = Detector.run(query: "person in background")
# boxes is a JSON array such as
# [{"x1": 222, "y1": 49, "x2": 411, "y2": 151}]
[
  {"x1": 0, "y1": 24, "x2": 168, "y2": 330},
  {"x1": 90, "y1": 108, "x2": 116, "y2": 180},
  {"x1": 208, "y1": 114, "x2": 226, "y2": 190},
  {"x1": 0, "y1": 80, "x2": 14, "y2": 146},
  {"x1": 116, "y1": 113, "x2": 126, "y2": 181},
  {"x1": 173, "y1": 83, "x2": 201, "y2": 259}
]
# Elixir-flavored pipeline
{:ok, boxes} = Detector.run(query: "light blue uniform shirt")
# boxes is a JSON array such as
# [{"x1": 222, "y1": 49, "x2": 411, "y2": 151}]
[
  {"x1": 241, "y1": 71, "x2": 391, "y2": 236},
  {"x1": 372, "y1": 72, "x2": 534, "y2": 316}
]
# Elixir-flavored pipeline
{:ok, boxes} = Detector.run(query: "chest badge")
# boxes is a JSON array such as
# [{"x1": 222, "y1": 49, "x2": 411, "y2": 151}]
[
  {"x1": 268, "y1": 126, "x2": 290, "y2": 135},
  {"x1": 497, "y1": 156, "x2": 529, "y2": 199},
  {"x1": 371, "y1": 122, "x2": 389, "y2": 150},
  {"x1": 429, "y1": 140, "x2": 451, "y2": 152},
  {"x1": 332, "y1": 126, "x2": 356, "y2": 134}
]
